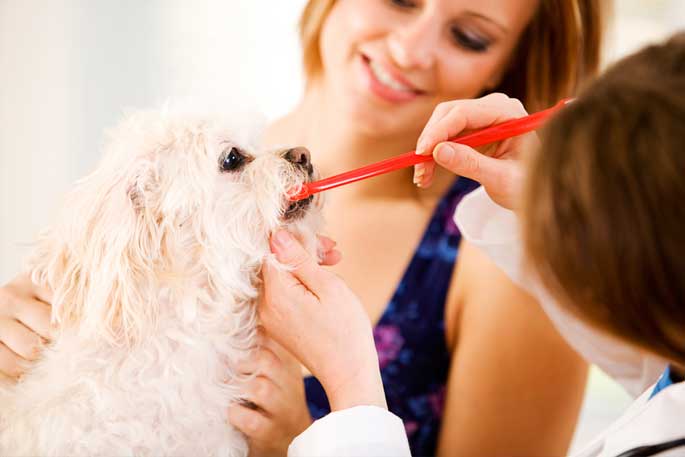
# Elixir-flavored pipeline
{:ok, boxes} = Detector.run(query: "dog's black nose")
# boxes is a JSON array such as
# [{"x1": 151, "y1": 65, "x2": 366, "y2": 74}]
[{"x1": 284, "y1": 147, "x2": 311, "y2": 170}]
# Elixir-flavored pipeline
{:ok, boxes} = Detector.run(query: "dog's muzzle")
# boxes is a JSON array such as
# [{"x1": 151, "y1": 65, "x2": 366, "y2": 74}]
[{"x1": 283, "y1": 147, "x2": 315, "y2": 220}]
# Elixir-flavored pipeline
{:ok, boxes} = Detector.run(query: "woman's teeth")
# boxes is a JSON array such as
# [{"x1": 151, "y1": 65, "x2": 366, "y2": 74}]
[{"x1": 368, "y1": 59, "x2": 414, "y2": 93}]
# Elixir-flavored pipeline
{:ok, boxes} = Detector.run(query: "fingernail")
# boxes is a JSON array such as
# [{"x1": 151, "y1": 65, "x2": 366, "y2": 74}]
[
  {"x1": 273, "y1": 230, "x2": 293, "y2": 249},
  {"x1": 413, "y1": 165, "x2": 425, "y2": 184},
  {"x1": 436, "y1": 143, "x2": 455, "y2": 163},
  {"x1": 416, "y1": 139, "x2": 428, "y2": 155}
]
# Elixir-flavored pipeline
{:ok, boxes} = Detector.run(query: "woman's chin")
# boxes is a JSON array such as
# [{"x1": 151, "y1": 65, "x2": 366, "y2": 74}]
[
  {"x1": 336, "y1": 93, "x2": 423, "y2": 140},
  {"x1": 351, "y1": 111, "x2": 411, "y2": 139}
]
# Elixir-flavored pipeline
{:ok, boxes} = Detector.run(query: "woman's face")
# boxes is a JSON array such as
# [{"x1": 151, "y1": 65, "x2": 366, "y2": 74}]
[{"x1": 318, "y1": 0, "x2": 540, "y2": 139}]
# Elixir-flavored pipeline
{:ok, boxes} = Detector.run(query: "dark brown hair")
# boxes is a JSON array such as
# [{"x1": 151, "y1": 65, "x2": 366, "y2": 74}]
[
  {"x1": 523, "y1": 32, "x2": 685, "y2": 365},
  {"x1": 299, "y1": 0, "x2": 606, "y2": 111}
]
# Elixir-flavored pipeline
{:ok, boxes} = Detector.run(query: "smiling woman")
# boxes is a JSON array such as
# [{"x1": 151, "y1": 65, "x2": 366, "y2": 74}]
[
  {"x1": 301, "y1": 0, "x2": 603, "y2": 113},
  {"x1": 224, "y1": 1, "x2": 607, "y2": 456}
]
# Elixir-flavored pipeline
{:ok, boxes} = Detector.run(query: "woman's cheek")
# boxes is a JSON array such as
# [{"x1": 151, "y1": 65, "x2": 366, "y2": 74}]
[
  {"x1": 320, "y1": 0, "x2": 401, "y2": 70},
  {"x1": 434, "y1": 50, "x2": 506, "y2": 100}
]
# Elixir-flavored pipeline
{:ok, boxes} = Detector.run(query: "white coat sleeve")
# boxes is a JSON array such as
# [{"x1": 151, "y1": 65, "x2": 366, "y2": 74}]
[
  {"x1": 454, "y1": 187, "x2": 665, "y2": 397},
  {"x1": 288, "y1": 406, "x2": 411, "y2": 457}
]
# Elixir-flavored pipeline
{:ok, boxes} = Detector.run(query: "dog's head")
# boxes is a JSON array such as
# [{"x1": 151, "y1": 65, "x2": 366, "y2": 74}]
[{"x1": 28, "y1": 109, "x2": 322, "y2": 346}]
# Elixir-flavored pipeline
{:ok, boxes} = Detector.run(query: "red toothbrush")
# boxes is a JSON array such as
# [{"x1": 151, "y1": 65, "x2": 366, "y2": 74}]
[{"x1": 289, "y1": 99, "x2": 572, "y2": 201}]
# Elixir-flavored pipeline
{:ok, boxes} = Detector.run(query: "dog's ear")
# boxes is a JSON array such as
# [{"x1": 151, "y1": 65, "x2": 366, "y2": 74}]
[{"x1": 26, "y1": 161, "x2": 166, "y2": 347}]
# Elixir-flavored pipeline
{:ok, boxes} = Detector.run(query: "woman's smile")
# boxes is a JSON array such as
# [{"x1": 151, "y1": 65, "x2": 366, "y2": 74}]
[{"x1": 357, "y1": 53, "x2": 425, "y2": 104}]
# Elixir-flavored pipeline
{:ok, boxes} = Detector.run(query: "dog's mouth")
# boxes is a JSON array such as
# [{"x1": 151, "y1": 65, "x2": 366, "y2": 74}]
[
  {"x1": 282, "y1": 147, "x2": 316, "y2": 221},
  {"x1": 283, "y1": 192, "x2": 314, "y2": 221}
]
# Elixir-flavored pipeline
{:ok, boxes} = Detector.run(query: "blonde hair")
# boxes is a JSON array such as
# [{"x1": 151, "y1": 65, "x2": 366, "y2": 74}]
[{"x1": 299, "y1": 0, "x2": 606, "y2": 111}]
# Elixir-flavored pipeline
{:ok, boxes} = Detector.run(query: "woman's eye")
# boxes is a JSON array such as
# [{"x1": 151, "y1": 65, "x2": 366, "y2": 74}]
[
  {"x1": 221, "y1": 147, "x2": 246, "y2": 172},
  {"x1": 451, "y1": 27, "x2": 491, "y2": 53},
  {"x1": 389, "y1": 0, "x2": 418, "y2": 9}
]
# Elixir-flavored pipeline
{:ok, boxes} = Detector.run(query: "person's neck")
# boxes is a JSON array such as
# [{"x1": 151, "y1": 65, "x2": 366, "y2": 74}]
[{"x1": 265, "y1": 82, "x2": 453, "y2": 201}]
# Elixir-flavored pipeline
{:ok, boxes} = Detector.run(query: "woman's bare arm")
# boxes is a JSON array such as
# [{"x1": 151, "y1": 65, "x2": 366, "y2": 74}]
[{"x1": 437, "y1": 241, "x2": 587, "y2": 456}]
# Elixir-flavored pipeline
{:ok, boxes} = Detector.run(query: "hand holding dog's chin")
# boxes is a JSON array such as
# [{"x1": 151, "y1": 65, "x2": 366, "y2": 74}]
[
  {"x1": 261, "y1": 230, "x2": 387, "y2": 412},
  {"x1": 0, "y1": 274, "x2": 52, "y2": 379}
]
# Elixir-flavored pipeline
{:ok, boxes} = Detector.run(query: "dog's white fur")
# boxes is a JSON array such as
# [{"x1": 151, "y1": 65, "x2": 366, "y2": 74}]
[{"x1": 0, "y1": 108, "x2": 321, "y2": 456}]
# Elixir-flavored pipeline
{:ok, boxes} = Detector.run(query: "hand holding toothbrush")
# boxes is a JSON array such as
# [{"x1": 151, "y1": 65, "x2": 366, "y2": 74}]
[
  {"x1": 414, "y1": 93, "x2": 538, "y2": 210},
  {"x1": 289, "y1": 93, "x2": 568, "y2": 209},
  {"x1": 261, "y1": 94, "x2": 568, "y2": 422}
]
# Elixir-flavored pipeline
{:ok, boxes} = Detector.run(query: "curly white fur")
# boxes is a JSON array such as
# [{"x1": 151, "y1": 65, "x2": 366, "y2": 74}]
[{"x1": 0, "y1": 108, "x2": 322, "y2": 456}]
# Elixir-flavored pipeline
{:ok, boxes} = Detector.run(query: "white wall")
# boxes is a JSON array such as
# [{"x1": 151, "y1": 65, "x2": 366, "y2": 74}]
[{"x1": 0, "y1": 0, "x2": 307, "y2": 281}]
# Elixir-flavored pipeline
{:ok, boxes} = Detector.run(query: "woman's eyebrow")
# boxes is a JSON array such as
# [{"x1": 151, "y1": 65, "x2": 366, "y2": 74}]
[{"x1": 463, "y1": 11, "x2": 509, "y2": 34}]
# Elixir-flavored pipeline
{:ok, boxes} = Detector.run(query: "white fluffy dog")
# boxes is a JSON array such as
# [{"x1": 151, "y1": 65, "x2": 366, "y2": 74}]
[{"x1": 0, "y1": 109, "x2": 321, "y2": 456}]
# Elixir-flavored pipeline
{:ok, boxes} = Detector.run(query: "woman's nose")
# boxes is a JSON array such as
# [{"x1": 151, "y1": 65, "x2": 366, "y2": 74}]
[{"x1": 387, "y1": 14, "x2": 438, "y2": 70}]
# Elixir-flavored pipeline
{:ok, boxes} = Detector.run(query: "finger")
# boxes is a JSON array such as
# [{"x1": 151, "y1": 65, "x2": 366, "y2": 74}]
[
  {"x1": 416, "y1": 101, "x2": 454, "y2": 155},
  {"x1": 13, "y1": 298, "x2": 51, "y2": 340},
  {"x1": 316, "y1": 236, "x2": 342, "y2": 266},
  {"x1": 0, "y1": 318, "x2": 44, "y2": 361},
  {"x1": 228, "y1": 403, "x2": 272, "y2": 439},
  {"x1": 260, "y1": 335, "x2": 301, "y2": 372},
  {"x1": 316, "y1": 235, "x2": 337, "y2": 253},
  {"x1": 262, "y1": 258, "x2": 307, "y2": 295},
  {"x1": 433, "y1": 142, "x2": 512, "y2": 189},
  {"x1": 30, "y1": 282, "x2": 53, "y2": 305},
  {"x1": 415, "y1": 134, "x2": 524, "y2": 188},
  {"x1": 9, "y1": 274, "x2": 53, "y2": 305},
  {"x1": 255, "y1": 330, "x2": 302, "y2": 373},
  {"x1": 415, "y1": 161, "x2": 437, "y2": 188},
  {"x1": 270, "y1": 230, "x2": 326, "y2": 291},
  {"x1": 243, "y1": 376, "x2": 281, "y2": 415},
  {"x1": 413, "y1": 161, "x2": 436, "y2": 187},
  {"x1": 320, "y1": 248, "x2": 342, "y2": 266},
  {"x1": 260, "y1": 261, "x2": 314, "y2": 319},
  {"x1": 0, "y1": 342, "x2": 24, "y2": 378},
  {"x1": 237, "y1": 345, "x2": 282, "y2": 379},
  {"x1": 259, "y1": 261, "x2": 320, "y2": 349},
  {"x1": 417, "y1": 94, "x2": 527, "y2": 156}
]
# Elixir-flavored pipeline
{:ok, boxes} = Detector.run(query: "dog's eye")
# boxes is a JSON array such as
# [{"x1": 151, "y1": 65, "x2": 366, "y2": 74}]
[{"x1": 221, "y1": 147, "x2": 246, "y2": 172}]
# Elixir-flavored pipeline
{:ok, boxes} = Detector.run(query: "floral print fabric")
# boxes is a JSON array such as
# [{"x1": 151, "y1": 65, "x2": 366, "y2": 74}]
[{"x1": 305, "y1": 178, "x2": 480, "y2": 456}]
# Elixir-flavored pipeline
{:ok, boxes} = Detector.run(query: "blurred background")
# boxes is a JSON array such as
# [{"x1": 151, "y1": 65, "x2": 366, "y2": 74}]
[{"x1": 0, "y1": 0, "x2": 683, "y2": 452}]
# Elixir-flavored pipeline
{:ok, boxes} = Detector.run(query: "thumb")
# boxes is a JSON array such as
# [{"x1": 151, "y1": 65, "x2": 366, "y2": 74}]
[
  {"x1": 270, "y1": 229, "x2": 324, "y2": 290},
  {"x1": 433, "y1": 142, "x2": 505, "y2": 186}
]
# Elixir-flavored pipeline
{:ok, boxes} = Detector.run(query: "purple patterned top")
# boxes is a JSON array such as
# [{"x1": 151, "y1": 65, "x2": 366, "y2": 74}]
[{"x1": 305, "y1": 177, "x2": 480, "y2": 456}]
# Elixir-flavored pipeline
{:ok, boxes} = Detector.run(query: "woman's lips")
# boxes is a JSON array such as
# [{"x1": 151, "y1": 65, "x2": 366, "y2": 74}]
[{"x1": 359, "y1": 54, "x2": 423, "y2": 104}]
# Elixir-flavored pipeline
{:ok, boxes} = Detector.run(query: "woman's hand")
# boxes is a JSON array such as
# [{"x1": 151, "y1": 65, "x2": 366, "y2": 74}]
[
  {"x1": 413, "y1": 93, "x2": 534, "y2": 210},
  {"x1": 0, "y1": 274, "x2": 52, "y2": 378},
  {"x1": 228, "y1": 334, "x2": 312, "y2": 457},
  {"x1": 258, "y1": 230, "x2": 386, "y2": 413}
]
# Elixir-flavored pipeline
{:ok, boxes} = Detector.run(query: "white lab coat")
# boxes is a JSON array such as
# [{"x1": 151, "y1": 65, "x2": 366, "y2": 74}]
[
  {"x1": 288, "y1": 187, "x2": 684, "y2": 457},
  {"x1": 453, "y1": 187, "x2": 666, "y2": 398}
]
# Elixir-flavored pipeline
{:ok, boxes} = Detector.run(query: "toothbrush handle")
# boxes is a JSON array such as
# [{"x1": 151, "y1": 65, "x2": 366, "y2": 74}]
[{"x1": 294, "y1": 99, "x2": 571, "y2": 199}]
